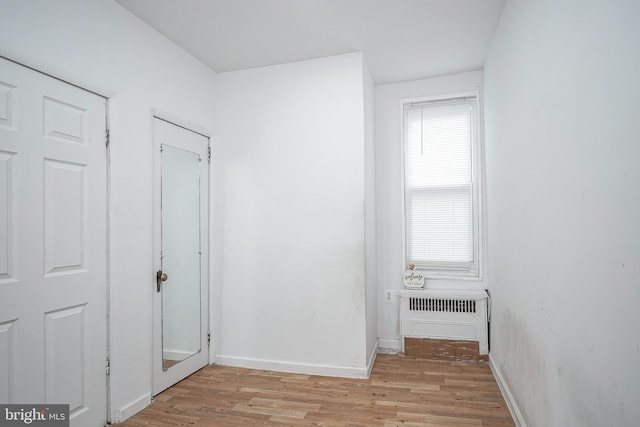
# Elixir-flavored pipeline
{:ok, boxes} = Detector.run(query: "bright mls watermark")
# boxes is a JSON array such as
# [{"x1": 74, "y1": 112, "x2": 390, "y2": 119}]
[{"x1": 0, "y1": 405, "x2": 68, "y2": 426}]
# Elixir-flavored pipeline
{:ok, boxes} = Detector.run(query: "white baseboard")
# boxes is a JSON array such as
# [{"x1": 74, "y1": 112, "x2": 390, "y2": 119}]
[
  {"x1": 214, "y1": 354, "x2": 372, "y2": 379},
  {"x1": 366, "y1": 339, "x2": 379, "y2": 378},
  {"x1": 378, "y1": 338, "x2": 401, "y2": 354},
  {"x1": 111, "y1": 392, "x2": 151, "y2": 424},
  {"x1": 489, "y1": 355, "x2": 526, "y2": 427}
]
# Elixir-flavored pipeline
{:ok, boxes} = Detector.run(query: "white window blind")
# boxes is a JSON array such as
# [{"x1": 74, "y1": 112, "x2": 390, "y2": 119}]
[{"x1": 404, "y1": 97, "x2": 478, "y2": 275}]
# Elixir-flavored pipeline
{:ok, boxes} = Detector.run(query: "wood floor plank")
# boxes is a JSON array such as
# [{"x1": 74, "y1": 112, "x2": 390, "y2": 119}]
[{"x1": 119, "y1": 354, "x2": 514, "y2": 426}]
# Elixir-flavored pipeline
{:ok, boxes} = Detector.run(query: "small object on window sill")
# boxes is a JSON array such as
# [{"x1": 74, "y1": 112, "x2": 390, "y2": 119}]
[{"x1": 404, "y1": 264, "x2": 425, "y2": 289}]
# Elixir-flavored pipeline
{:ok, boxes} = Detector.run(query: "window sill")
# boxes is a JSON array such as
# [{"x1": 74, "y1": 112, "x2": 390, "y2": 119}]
[
  {"x1": 398, "y1": 288, "x2": 487, "y2": 299},
  {"x1": 421, "y1": 273, "x2": 483, "y2": 281},
  {"x1": 416, "y1": 275, "x2": 486, "y2": 291}
]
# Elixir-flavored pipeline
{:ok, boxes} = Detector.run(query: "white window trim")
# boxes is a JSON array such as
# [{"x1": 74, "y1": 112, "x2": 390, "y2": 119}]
[{"x1": 400, "y1": 91, "x2": 484, "y2": 281}]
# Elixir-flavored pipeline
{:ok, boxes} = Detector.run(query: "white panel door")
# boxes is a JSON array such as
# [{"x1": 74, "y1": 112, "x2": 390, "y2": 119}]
[
  {"x1": 152, "y1": 117, "x2": 209, "y2": 395},
  {"x1": 0, "y1": 57, "x2": 107, "y2": 426}
]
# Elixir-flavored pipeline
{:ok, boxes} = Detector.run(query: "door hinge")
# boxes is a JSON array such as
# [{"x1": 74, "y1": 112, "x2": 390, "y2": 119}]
[
  {"x1": 207, "y1": 145, "x2": 211, "y2": 163},
  {"x1": 106, "y1": 357, "x2": 111, "y2": 376},
  {"x1": 207, "y1": 331, "x2": 211, "y2": 347},
  {"x1": 105, "y1": 128, "x2": 110, "y2": 148}
]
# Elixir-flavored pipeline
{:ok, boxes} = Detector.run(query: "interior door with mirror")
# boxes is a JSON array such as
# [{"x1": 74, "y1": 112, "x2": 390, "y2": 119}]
[{"x1": 152, "y1": 117, "x2": 209, "y2": 395}]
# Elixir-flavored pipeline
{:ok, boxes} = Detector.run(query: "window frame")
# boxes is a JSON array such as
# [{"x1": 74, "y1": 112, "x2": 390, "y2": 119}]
[{"x1": 401, "y1": 92, "x2": 483, "y2": 280}]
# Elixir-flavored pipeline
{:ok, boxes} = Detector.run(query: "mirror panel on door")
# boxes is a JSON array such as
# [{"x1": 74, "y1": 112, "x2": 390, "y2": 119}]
[{"x1": 160, "y1": 144, "x2": 202, "y2": 370}]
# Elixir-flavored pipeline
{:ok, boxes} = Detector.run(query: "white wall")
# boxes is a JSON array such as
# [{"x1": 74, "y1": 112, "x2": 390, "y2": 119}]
[
  {"x1": 363, "y1": 62, "x2": 378, "y2": 365},
  {"x1": 484, "y1": 0, "x2": 640, "y2": 425},
  {"x1": 0, "y1": 0, "x2": 217, "y2": 422},
  {"x1": 214, "y1": 53, "x2": 372, "y2": 377},
  {"x1": 374, "y1": 71, "x2": 486, "y2": 351}
]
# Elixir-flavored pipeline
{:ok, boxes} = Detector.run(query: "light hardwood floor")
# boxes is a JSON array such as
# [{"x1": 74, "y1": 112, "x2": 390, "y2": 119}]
[{"x1": 120, "y1": 354, "x2": 515, "y2": 426}]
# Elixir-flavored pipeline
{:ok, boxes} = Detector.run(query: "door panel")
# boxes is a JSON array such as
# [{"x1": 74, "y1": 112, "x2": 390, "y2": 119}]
[
  {"x1": 153, "y1": 117, "x2": 209, "y2": 395},
  {"x1": 0, "y1": 151, "x2": 13, "y2": 282},
  {"x1": 43, "y1": 159, "x2": 87, "y2": 275},
  {"x1": 0, "y1": 57, "x2": 107, "y2": 426}
]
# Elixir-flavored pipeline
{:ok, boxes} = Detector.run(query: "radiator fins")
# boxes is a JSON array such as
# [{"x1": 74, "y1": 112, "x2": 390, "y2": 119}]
[{"x1": 408, "y1": 297, "x2": 476, "y2": 313}]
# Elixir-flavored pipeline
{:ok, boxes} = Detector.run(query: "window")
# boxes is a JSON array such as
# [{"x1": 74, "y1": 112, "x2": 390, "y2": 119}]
[{"x1": 404, "y1": 96, "x2": 481, "y2": 277}]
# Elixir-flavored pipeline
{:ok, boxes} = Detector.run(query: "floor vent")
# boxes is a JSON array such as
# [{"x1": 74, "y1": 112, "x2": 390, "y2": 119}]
[
  {"x1": 399, "y1": 289, "x2": 489, "y2": 355},
  {"x1": 409, "y1": 297, "x2": 476, "y2": 313}
]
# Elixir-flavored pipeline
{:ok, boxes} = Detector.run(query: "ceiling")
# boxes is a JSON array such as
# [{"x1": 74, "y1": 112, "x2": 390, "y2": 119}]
[{"x1": 115, "y1": 0, "x2": 507, "y2": 84}]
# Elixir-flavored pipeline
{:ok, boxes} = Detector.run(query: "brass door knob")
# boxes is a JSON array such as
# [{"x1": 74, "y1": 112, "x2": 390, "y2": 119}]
[{"x1": 156, "y1": 270, "x2": 168, "y2": 292}]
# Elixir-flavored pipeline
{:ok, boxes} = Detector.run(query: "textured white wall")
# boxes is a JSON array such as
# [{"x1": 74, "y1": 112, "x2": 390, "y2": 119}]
[
  {"x1": 214, "y1": 53, "x2": 371, "y2": 376},
  {"x1": 484, "y1": 0, "x2": 640, "y2": 425},
  {"x1": 374, "y1": 71, "x2": 486, "y2": 351},
  {"x1": 0, "y1": 0, "x2": 217, "y2": 421}
]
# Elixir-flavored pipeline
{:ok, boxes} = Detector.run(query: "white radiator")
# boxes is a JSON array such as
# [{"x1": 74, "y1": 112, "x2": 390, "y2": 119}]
[{"x1": 399, "y1": 289, "x2": 489, "y2": 354}]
